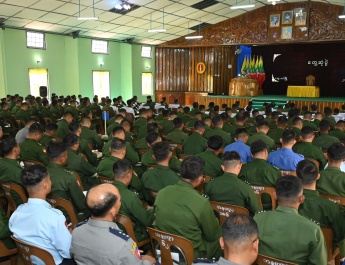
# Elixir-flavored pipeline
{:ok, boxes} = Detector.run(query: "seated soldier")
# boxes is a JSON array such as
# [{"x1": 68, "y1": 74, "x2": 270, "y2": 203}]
[
  {"x1": 39, "y1": 123, "x2": 58, "y2": 148},
  {"x1": 121, "y1": 119, "x2": 134, "y2": 145},
  {"x1": 267, "y1": 116, "x2": 287, "y2": 145},
  {"x1": 302, "y1": 111, "x2": 318, "y2": 131},
  {"x1": 186, "y1": 111, "x2": 203, "y2": 128},
  {"x1": 220, "y1": 112, "x2": 231, "y2": 133},
  {"x1": 322, "y1": 106, "x2": 336, "y2": 128},
  {"x1": 135, "y1": 122, "x2": 158, "y2": 149},
  {"x1": 137, "y1": 117, "x2": 155, "y2": 139},
  {"x1": 224, "y1": 128, "x2": 252, "y2": 163},
  {"x1": 254, "y1": 176, "x2": 327, "y2": 264},
  {"x1": 112, "y1": 159, "x2": 154, "y2": 249},
  {"x1": 80, "y1": 115, "x2": 103, "y2": 150},
  {"x1": 64, "y1": 101, "x2": 79, "y2": 121},
  {"x1": 107, "y1": 114, "x2": 124, "y2": 136},
  {"x1": 297, "y1": 159, "x2": 345, "y2": 260},
  {"x1": 63, "y1": 133, "x2": 98, "y2": 190},
  {"x1": 268, "y1": 129, "x2": 304, "y2": 171},
  {"x1": 292, "y1": 117, "x2": 303, "y2": 137},
  {"x1": 228, "y1": 113, "x2": 246, "y2": 137},
  {"x1": 0, "y1": 102, "x2": 18, "y2": 126},
  {"x1": 204, "y1": 115, "x2": 232, "y2": 146},
  {"x1": 317, "y1": 143, "x2": 345, "y2": 197},
  {"x1": 312, "y1": 119, "x2": 339, "y2": 149},
  {"x1": 166, "y1": 117, "x2": 188, "y2": 144},
  {"x1": 155, "y1": 156, "x2": 222, "y2": 259},
  {"x1": 141, "y1": 141, "x2": 179, "y2": 203},
  {"x1": 46, "y1": 142, "x2": 89, "y2": 222},
  {"x1": 15, "y1": 102, "x2": 30, "y2": 123},
  {"x1": 20, "y1": 122, "x2": 49, "y2": 166},
  {"x1": 247, "y1": 121, "x2": 276, "y2": 151},
  {"x1": 196, "y1": 135, "x2": 224, "y2": 178},
  {"x1": 41, "y1": 99, "x2": 57, "y2": 123},
  {"x1": 183, "y1": 120, "x2": 207, "y2": 155},
  {"x1": 329, "y1": 120, "x2": 345, "y2": 141},
  {"x1": 292, "y1": 126, "x2": 327, "y2": 169},
  {"x1": 56, "y1": 111, "x2": 74, "y2": 139},
  {"x1": 0, "y1": 208, "x2": 16, "y2": 250},
  {"x1": 193, "y1": 214, "x2": 259, "y2": 265},
  {"x1": 102, "y1": 98, "x2": 116, "y2": 117},
  {"x1": 133, "y1": 108, "x2": 147, "y2": 132},
  {"x1": 181, "y1": 106, "x2": 191, "y2": 124},
  {"x1": 312, "y1": 112, "x2": 322, "y2": 127},
  {"x1": 205, "y1": 151, "x2": 260, "y2": 215}
]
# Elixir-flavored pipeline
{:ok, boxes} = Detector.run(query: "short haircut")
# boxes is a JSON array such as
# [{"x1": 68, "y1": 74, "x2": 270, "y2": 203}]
[
  {"x1": 292, "y1": 117, "x2": 302, "y2": 126},
  {"x1": 275, "y1": 176, "x2": 303, "y2": 203},
  {"x1": 180, "y1": 156, "x2": 204, "y2": 181},
  {"x1": 212, "y1": 115, "x2": 222, "y2": 126},
  {"x1": 207, "y1": 135, "x2": 223, "y2": 151},
  {"x1": 110, "y1": 138, "x2": 126, "y2": 151},
  {"x1": 324, "y1": 106, "x2": 332, "y2": 115},
  {"x1": 235, "y1": 113, "x2": 246, "y2": 122},
  {"x1": 152, "y1": 141, "x2": 170, "y2": 162},
  {"x1": 112, "y1": 126, "x2": 125, "y2": 136},
  {"x1": 21, "y1": 165, "x2": 49, "y2": 187},
  {"x1": 147, "y1": 122, "x2": 159, "y2": 134},
  {"x1": 296, "y1": 160, "x2": 319, "y2": 185},
  {"x1": 46, "y1": 142, "x2": 67, "y2": 161},
  {"x1": 223, "y1": 151, "x2": 241, "y2": 169},
  {"x1": 192, "y1": 102, "x2": 199, "y2": 108},
  {"x1": 86, "y1": 187, "x2": 118, "y2": 218},
  {"x1": 183, "y1": 106, "x2": 190, "y2": 114},
  {"x1": 81, "y1": 116, "x2": 91, "y2": 124},
  {"x1": 69, "y1": 121, "x2": 81, "y2": 133},
  {"x1": 0, "y1": 137, "x2": 17, "y2": 156},
  {"x1": 139, "y1": 108, "x2": 147, "y2": 115},
  {"x1": 113, "y1": 159, "x2": 132, "y2": 180},
  {"x1": 250, "y1": 140, "x2": 268, "y2": 155},
  {"x1": 277, "y1": 116, "x2": 287, "y2": 126},
  {"x1": 214, "y1": 105, "x2": 220, "y2": 112},
  {"x1": 173, "y1": 117, "x2": 183, "y2": 128},
  {"x1": 146, "y1": 132, "x2": 160, "y2": 145},
  {"x1": 256, "y1": 120, "x2": 269, "y2": 129},
  {"x1": 45, "y1": 123, "x2": 58, "y2": 132},
  {"x1": 121, "y1": 119, "x2": 131, "y2": 127},
  {"x1": 300, "y1": 126, "x2": 314, "y2": 139},
  {"x1": 235, "y1": 128, "x2": 248, "y2": 139},
  {"x1": 194, "y1": 120, "x2": 205, "y2": 130},
  {"x1": 327, "y1": 143, "x2": 345, "y2": 162},
  {"x1": 64, "y1": 111, "x2": 73, "y2": 118},
  {"x1": 222, "y1": 214, "x2": 258, "y2": 244},
  {"x1": 255, "y1": 115, "x2": 265, "y2": 124},
  {"x1": 29, "y1": 122, "x2": 44, "y2": 134},
  {"x1": 311, "y1": 104, "x2": 317, "y2": 111},
  {"x1": 282, "y1": 129, "x2": 296, "y2": 144},
  {"x1": 303, "y1": 111, "x2": 312, "y2": 119},
  {"x1": 63, "y1": 133, "x2": 79, "y2": 149},
  {"x1": 319, "y1": 119, "x2": 330, "y2": 132}
]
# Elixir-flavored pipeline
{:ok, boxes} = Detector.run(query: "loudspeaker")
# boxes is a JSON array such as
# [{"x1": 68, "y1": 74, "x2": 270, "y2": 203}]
[{"x1": 39, "y1": 86, "x2": 47, "y2": 97}]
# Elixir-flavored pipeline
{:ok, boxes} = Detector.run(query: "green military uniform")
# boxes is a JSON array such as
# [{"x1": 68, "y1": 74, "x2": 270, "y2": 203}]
[
  {"x1": 186, "y1": 118, "x2": 197, "y2": 128},
  {"x1": 292, "y1": 127, "x2": 301, "y2": 137},
  {"x1": 313, "y1": 119, "x2": 321, "y2": 128},
  {"x1": 205, "y1": 173, "x2": 261, "y2": 215},
  {"x1": 51, "y1": 106, "x2": 61, "y2": 117},
  {"x1": 15, "y1": 109, "x2": 30, "y2": 122},
  {"x1": 329, "y1": 128, "x2": 345, "y2": 141},
  {"x1": 228, "y1": 124, "x2": 244, "y2": 139},
  {"x1": 64, "y1": 106, "x2": 79, "y2": 120},
  {"x1": 155, "y1": 114, "x2": 163, "y2": 121},
  {"x1": 20, "y1": 138, "x2": 49, "y2": 166},
  {"x1": 303, "y1": 120, "x2": 318, "y2": 131},
  {"x1": 247, "y1": 132, "x2": 276, "y2": 151},
  {"x1": 160, "y1": 120, "x2": 174, "y2": 134},
  {"x1": 102, "y1": 105, "x2": 116, "y2": 117},
  {"x1": 299, "y1": 189, "x2": 345, "y2": 256},
  {"x1": 11, "y1": 105, "x2": 20, "y2": 115},
  {"x1": 268, "y1": 120, "x2": 278, "y2": 130},
  {"x1": 39, "y1": 134, "x2": 54, "y2": 148},
  {"x1": 80, "y1": 126, "x2": 103, "y2": 149},
  {"x1": 125, "y1": 131, "x2": 133, "y2": 146},
  {"x1": 181, "y1": 115, "x2": 191, "y2": 125},
  {"x1": 133, "y1": 117, "x2": 147, "y2": 132},
  {"x1": 204, "y1": 127, "x2": 232, "y2": 147},
  {"x1": 323, "y1": 117, "x2": 336, "y2": 128},
  {"x1": 37, "y1": 103, "x2": 43, "y2": 111},
  {"x1": 102, "y1": 140, "x2": 139, "y2": 165},
  {"x1": 0, "y1": 110, "x2": 16, "y2": 124},
  {"x1": 0, "y1": 157, "x2": 24, "y2": 206},
  {"x1": 267, "y1": 128, "x2": 284, "y2": 145},
  {"x1": 106, "y1": 122, "x2": 120, "y2": 136},
  {"x1": 90, "y1": 103, "x2": 101, "y2": 117},
  {"x1": 317, "y1": 166, "x2": 345, "y2": 197},
  {"x1": 292, "y1": 142, "x2": 327, "y2": 169},
  {"x1": 183, "y1": 132, "x2": 207, "y2": 155},
  {"x1": 196, "y1": 150, "x2": 223, "y2": 178},
  {"x1": 137, "y1": 125, "x2": 147, "y2": 139},
  {"x1": 141, "y1": 149, "x2": 181, "y2": 172},
  {"x1": 134, "y1": 138, "x2": 149, "y2": 150},
  {"x1": 155, "y1": 180, "x2": 222, "y2": 259},
  {"x1": 78, "y1": 139, "x2": 98, "y2": 166},
  {"x1": 28, "y1": 106, "x2": 40, "y2": 117},
  {"x1": 0, "y1": 209, "x2": 15, "y2": 249},
  {"x1": 41, "y1": 108, "x2": 57, "y2": 123},
  {"x1": 254, "y1": 206, "x2": 327, "y2": 265},
  {"x1": 166, "y1": 129, "x2": 188, "y2": 144},
  {"x1": 56, "y1": 119, "x2": 70, "y2": 139},
  {"x1": 47, "y1": 163, "x2": 89, "y2": 222},
  {"x1": 222, "y1": 123, "x2": 231, "y2": 134},
  {"x1": 66, "y1": 149, "x2": 98, "y2": 190},
  {"x1": 113, "y1": 180, "x2": 154, "y2": 243},
  {"x1": 312, "y1": 134, "x2": 339, "y2": 149}
]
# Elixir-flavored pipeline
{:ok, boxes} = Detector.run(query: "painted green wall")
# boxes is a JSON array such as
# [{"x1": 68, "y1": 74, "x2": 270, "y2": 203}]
[{"x1": 0, "y1": 31, "x2": 7, "y2": 98}]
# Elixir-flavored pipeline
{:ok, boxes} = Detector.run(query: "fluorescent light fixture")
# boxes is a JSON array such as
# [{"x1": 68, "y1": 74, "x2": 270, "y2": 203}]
[
  {"x1": 339, "y1": 14, "x2": 345, "y2": 18},
  {"x1": 185, "y1": 35, "x2": 203, "y2": 39},
  {"x1": 231, "y1": 4, "x2": 255, "y2": 9},
  {"x1": 78, "y1": 0, "x2": 98, "y2": 20},
  {"x1": 77, "y1": 17, "x2": 98, "y2": 20},
  {"x1": 148, "y1": 29, "x2": 166, "y2": 32}
]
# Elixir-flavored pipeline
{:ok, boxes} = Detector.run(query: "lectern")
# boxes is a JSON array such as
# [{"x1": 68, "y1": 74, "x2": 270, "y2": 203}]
[{"x1": 229, "y1": 78, "x2": 259, "y2": 96}]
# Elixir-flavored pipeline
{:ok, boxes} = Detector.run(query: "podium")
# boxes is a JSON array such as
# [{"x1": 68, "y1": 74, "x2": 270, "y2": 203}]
[{"x1": 229, "y1": 78, "x2": 259, "y2": 96}]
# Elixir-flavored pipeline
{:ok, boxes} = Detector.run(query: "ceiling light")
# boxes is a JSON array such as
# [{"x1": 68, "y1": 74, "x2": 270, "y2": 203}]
[
  {"x1": 267, "y1": 0, "x2": 280, "y2": 4},
  {"x1": 148, "y1": 9, "x2": 166, "y2": 33},
  {"x1": 77, "y1": 17, "x2": 98, "y2": 20},
  {"x1": 231, "y1": 4, "x2": 255, "y2": 9},
  {"x1": 339, "y1": 3, "x2": 345, "y2": 18},
  {"x1": 77, "y1": 0, "x2": 98, "y2": 20},
  {"x1": 115, "y1": 1, "x2": 131, "y2": 10},
  {"x1": 185, "y1": 20, "x2": 203, "y2": 40}
]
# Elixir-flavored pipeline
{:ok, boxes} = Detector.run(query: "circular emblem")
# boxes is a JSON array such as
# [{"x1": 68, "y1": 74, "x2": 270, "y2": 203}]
[{"x1": 196, "y1": 62, "x2": 206, "y2": 74}]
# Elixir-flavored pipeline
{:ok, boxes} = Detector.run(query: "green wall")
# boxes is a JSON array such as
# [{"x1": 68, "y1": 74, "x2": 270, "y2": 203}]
[{"x1": 0, "y1": 28, "x2": 155, "y2": 101}]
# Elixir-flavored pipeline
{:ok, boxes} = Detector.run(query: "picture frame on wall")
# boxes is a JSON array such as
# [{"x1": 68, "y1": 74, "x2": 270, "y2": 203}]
[
  {"x1": 281, "y1": 26, "x2": 293, "y2": 39},
  {"x1": 282, "y1": 11, "x2": 293, "y2": 24},
  {"x1": 295, "y1": 11, "x2": 307, "y2": 26},
  {"x1": 270, "y1": 14, "x2": 281, "y2": 27}
]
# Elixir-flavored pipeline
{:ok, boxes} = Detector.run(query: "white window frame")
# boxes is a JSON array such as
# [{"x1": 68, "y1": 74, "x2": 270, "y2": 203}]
[
  {"x1": 26, "y1": 31, "x2": 46, "y2": 49},
  {"x1": 141, "y1": 46, "x2": 152, "y2": 58},
  {"x1": 92, "y1": 39, "x2": 109, "y2": 54}
]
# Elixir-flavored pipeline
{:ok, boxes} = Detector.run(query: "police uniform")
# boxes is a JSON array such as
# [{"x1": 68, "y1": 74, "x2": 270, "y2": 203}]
[
  {"x1": 133, "y1": 117, "x2": 147, "y2": 132},
  {"x1": 254, "y1": 206, "x2": 327, "y2": 265},
  {"x1": 102, "y1": 140, "x2": 139, "y2": 165},
  {"x1": 154, "y1": 180, "x2": 222, "y2": 259},
  {"x1": 298, "y1": 189, "x2": 345, "y2": 256},
  {"x1": 80, "y1": 126, "x2": 103, "y2": 149},
  {"x1": 71, "y1": 218, "x2": 153, "y2": 265},
  {"x1": 196, "y1": 150, "x2": 223, "y2": 178},
  {"x1": 41, "y1": 108, "x2": 57, "y2": 123},
  {"x1": 329, "y1": 128, "x2": 345, "y2": 141},
  {"x1": 47, "y1": 163, "x2": 89, "y2": 222},
  {"x1": 166, "y1": 129, "x2": 188, "y2": 144},
  {"x1": 15, "y1": 109, "x2": 30, "y2": 122},
  {"x1": 183, "y1": 132, "x2": 208, "y2": 155},
  {"x1": 20, "y1": 138, "x2": 49, "y2": 166},
  {"x1": 292, "y1": 142, "x2": 327, "y2": 169},
  {"x1": 113, "y1": 180, "x2": 154, "y2": 242},
  {"x1": 9, "y1": 198, "x2": 72, "y2": 265},
  {"x1": 204, "y1": 127, "x2": 232, "y2": 147},
  {"x1": 141, "y1": 149, "x2": 181, "y2": 172},
  {"x1": 56, "y1": 119, "x2": 70, "y2": 139},
  {"x1": 0, "y1": 209, "x2": 15, "y2": 249},
  {"x1": 205, "y1": 173, "x2": 261, "y2": 215},
  {"x1": 267, "y1": 128, "x2": 284, "y2": 145},
  {"x1": 312, "y1": 133, "x2": 339, "y2": 149},
  {"x1": 247, "y1": 132, "x2": 276, "y2": 152},
  {"x1": 39, "y1": 134, "x2": 54, "y2": 148},
  {"x1": 268, "y1": 148, "x2": 304, "y2": 171},
  {"x1": 317, "y1": 166, "x2": 345, "y2": 197}
]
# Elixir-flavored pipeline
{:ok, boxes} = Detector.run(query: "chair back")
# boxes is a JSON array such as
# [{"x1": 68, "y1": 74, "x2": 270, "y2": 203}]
[
  {"x1": 168, "y1": 142, "x2": 183, "y2": 157},
  {"x1": 0, "y1": 240, "x2": 17, "y2": 265},
  {"x1": 319, "y1": 193, "x2": 345, "y2": 206},
  {"x1": 195, "y1": 176, "x2": 213, "y2": 193},
  {"x1": 256, "y1": 254, "x2": 297, "y2": 265},
  {"x1": 321, "y1": 227, "x2": 340, "y2": 263},
  {"x1": 280, "y1": 170, "x2": 297, "y2": 176},
  {"x1": 46, "y1": 196, "x2": 79, "y2": 228},
  {"x1": 98, "y1": 176, "x2": 113, "y2": 184},
  {"x1": 147, "y1": 227, "x2": 194, "y2": 265},
  {"x1": 12, "y1": 236, "x2": 55, "y2": 265},
  {"x1": 22, "y1": 160, "x2": 45, "y2": 167},
  {"x1": 210, "y1": 201, "x2": 249, "y2": 225},
  {"x1": 250, "y1": 185, "x2": 276, "y2": 210},
  {"x1": 0, "y1": 181, "x2": 28, "y2": 216},
  {"x1": 306, "y1": 75, "x2": 315, "y2": 86}
]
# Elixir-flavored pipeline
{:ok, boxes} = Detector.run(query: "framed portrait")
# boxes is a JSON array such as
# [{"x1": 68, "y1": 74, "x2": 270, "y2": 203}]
[
  {"x1": 282, "y1": 11, "x2": 293, "y2": 24},
  {"x1": 295, "y1": 11, "x2": 307, "y2": 26},
  {"x1": 281, "y1": 26, "x2": 292, "y2": 39},
  {"x1": 270, "y1": 14, "x2": 280, "y2": 27}
]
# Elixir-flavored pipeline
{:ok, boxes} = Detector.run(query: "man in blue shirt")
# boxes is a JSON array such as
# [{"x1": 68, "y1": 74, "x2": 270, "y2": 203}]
[
  {"x1": 224, "y1": 128, "x2": 252, "y2": 163},
  {"x1": 268, "y1": 129, "x2": 304, "y2": 171},
  {"x1": 9, "y1": 165, "x2": 74, "y2": 265}
]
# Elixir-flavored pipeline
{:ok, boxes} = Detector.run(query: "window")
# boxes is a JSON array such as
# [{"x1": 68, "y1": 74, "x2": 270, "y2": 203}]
[
  {"x1": 26, "y1": 31, "x2": 45, "y2": 49},
  {"x1": 93, "y1": 71, "x2": 110, "y2": 98},
  {"x1": 29, "y1": 68, "x2": 49, "y2": 96},
  {"x1": 92, "y1": 40, "x2": 108, "y2": 54},
  {"x1": 141, "y1": 46, "x2": 152, "y2": 58},
  {"x1": 142, "y1": 72, "x2": 153, "y2": 95}
]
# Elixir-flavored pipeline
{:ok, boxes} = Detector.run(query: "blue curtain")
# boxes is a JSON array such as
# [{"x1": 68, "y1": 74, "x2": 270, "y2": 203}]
[{"x1": 236, "y1": 46, "x2": 252, "y2": 76}]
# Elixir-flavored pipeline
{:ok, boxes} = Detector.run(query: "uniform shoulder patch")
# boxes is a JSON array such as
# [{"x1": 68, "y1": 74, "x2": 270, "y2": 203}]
[
  {"x1": 109, "y1": 227, "x2": 130, "y2": 241},
  {"x1": 193, "y1": 258, "x2": 216, "y2": 263}
]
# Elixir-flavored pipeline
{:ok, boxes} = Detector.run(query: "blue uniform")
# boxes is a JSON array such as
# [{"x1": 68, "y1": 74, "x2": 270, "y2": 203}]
[
  {"x1": 268, "y1": 148, "x2": 304, "y2": 171},
  {"x1": 224, "y1": 140, "x2": 252, "y2": 163},
  {"x1": 9, "y1": 198, "x2": 72, "y2": 265}
]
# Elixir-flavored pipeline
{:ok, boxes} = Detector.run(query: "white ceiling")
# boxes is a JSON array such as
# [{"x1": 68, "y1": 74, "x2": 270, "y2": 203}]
[{"x1": 0, "y1": 0, "x2": 343, "y2": 45}]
